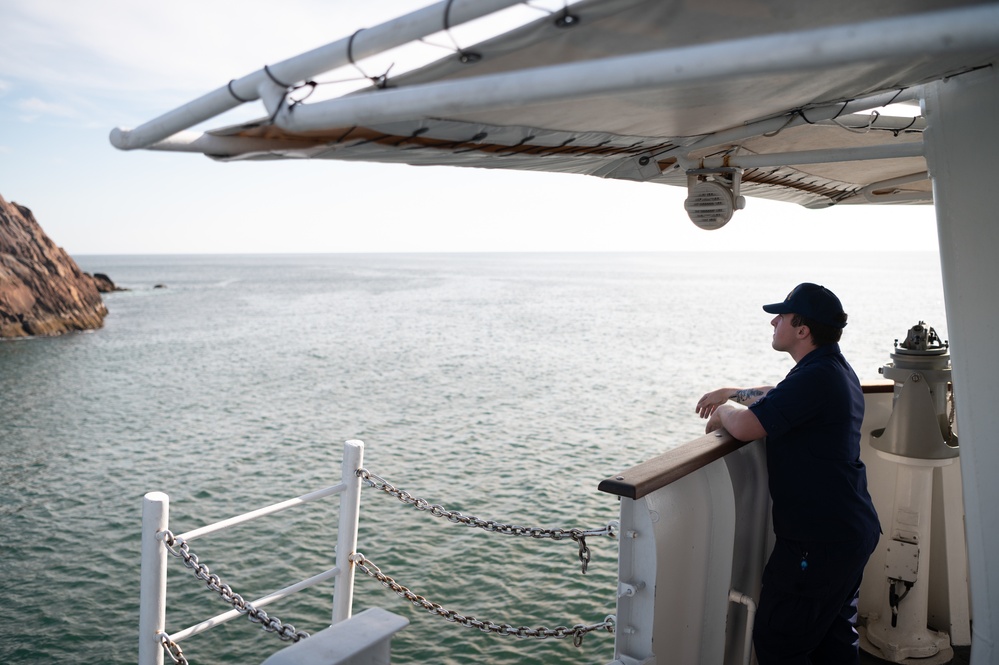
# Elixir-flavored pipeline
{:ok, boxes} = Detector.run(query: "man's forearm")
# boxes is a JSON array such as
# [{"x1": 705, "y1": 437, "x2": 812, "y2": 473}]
[
  {"x1": 731, "y1": 386, "x2": 773, "y2": 404},
  {"x1": 710, "y1": 403, "x2": 768, "y2": 441}
]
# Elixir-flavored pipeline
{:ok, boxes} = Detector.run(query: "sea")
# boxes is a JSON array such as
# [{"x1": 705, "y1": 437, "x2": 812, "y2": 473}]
[{"x1": 0, "y1": 252, "x2": 947, "y2": 665}]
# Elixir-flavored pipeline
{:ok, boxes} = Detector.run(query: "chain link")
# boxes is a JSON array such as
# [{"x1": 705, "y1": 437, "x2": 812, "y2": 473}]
[
  {"x1": 350, "y1": 552, "x2": 615, "y2": 647},
  {"x1": 159, "y1": 529, "x2": 310, "y2": 659},
  {"x1": 356, "y1": 468, "x2": 617, "y2": 574}
]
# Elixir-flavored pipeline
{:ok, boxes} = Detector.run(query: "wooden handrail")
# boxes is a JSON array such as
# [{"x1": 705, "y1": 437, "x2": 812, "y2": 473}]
[
  {"x1": 598, "y1": 431, "x2": 746, "y2": 500},
  {"x1": 598, "y1": 381, "x2": 894, "y2": 500}
]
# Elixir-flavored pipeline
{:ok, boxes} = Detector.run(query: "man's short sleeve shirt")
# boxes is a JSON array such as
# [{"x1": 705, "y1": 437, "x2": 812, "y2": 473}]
[{"x1": 749, "y1": 343, "x2": 880, "y2": 542}]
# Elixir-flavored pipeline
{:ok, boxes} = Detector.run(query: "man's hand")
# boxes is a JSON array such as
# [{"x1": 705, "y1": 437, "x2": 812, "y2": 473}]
[
  {"x1": 704, "y1": 409, "x2": 725, "y2": 434},
  {"x1": 696, "y1": 388, "x2": 735, "y2": 419}
]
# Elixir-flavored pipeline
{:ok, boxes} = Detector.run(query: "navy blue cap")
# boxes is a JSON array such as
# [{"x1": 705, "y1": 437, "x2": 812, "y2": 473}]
[{"x1": 763, "y1": 283, "x2": 847, "y2": 328}]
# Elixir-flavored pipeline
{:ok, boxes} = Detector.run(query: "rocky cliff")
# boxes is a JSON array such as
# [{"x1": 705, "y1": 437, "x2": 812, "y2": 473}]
[{"x1": 0, "y1": 193, "x2": 109, "y2": 338}]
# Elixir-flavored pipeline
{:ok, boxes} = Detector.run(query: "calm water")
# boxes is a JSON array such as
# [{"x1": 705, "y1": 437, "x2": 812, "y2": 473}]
[{"x1": 0, "y1": 252, "x2": 946, "y2": 664}]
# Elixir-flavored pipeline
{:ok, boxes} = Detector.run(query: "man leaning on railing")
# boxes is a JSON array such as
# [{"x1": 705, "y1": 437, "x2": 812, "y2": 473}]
[{"x1": 696, "y1": 283, "x2": 881, "y2": 665}]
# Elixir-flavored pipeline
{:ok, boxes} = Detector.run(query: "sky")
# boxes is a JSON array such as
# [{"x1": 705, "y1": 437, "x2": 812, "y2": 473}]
[{"x1": 0, "y1": 0, "x2": 943, "y2": 255}]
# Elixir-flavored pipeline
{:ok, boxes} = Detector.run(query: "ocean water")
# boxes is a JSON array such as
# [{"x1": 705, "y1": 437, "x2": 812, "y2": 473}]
[{"x1": 0, "y1": 252, "x2": 947, "y2": 665}]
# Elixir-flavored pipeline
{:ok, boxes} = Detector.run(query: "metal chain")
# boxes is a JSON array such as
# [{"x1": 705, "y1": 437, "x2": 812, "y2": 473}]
[
  {"x1": 159, "y1": 529, "x2": 310, "y2": 656},
  {"x1": 356, "y1": 468, "x2": 618, "y2": 574},
  {"x1": 349, "y1": 552, "x2": 616, "y2": 647}
]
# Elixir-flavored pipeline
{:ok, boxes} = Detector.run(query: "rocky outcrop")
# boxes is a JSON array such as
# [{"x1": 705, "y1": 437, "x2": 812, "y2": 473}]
[
  {"x1": 90, "y1": 272, "x2": 126, "y2": 293},
  {"x1": 0, "y1": 193, "x2": 108, "y2": 338}
]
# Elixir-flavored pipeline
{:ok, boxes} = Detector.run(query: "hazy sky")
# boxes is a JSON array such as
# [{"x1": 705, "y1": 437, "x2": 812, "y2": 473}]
[{"x1": 0, "y1": 0, "x2": 942, "y2": 255}]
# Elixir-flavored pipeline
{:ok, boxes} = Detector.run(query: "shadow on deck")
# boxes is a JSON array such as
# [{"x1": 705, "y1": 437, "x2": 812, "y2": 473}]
[{"x1": 860, "y1": 645, "x2": 971, "y2": 665}]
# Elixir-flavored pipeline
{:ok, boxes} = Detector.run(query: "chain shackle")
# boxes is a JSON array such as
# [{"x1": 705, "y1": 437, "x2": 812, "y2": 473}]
[{"x1": 159, "y1": 632, "x2": 189, "y2": 665}]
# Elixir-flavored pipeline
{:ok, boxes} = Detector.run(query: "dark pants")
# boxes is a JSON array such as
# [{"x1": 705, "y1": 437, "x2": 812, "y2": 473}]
[{"x1": 753, "y1": 532, "x2": 879, "y2": 665}]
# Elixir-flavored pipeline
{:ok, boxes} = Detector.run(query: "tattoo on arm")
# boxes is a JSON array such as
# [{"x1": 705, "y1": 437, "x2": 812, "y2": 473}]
[{"x1": 732, "y1": 389, "x2": 764, "y2": 404}]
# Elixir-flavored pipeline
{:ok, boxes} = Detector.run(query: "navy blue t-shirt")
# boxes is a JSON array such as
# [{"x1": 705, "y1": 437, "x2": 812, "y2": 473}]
[{"x1": 749, "y1": 343, "x2": 880, "y2": 542}]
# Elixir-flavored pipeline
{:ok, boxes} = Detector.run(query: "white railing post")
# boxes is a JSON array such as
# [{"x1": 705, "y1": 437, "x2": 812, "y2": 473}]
[
  {"x1": 332, "y1": 440, "x2": 364, "y2": 624},
  {"x1": 139, "y1": 491, "x2": 169, "y2": 665}
]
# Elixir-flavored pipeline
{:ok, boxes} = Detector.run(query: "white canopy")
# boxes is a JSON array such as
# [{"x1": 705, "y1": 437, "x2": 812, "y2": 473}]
[{"x1": 111, "y1": 0, "x2": 999, "y2": 210}]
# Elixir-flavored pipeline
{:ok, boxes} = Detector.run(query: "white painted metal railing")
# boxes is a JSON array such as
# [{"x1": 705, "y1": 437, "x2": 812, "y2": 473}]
[
  {"x1": 138, "y1": 439, "x2": 365, "y2": 665},
  {"x1": 598, "y1": 430, "x2": 770, "y2": 665},
  {"x1": 600, "y1": 435, "x2": 770, "y2": 665}
]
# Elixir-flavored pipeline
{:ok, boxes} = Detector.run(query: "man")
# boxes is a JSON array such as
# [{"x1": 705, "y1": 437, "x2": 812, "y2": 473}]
[{"x1": 696, "y1": 282, "x2": 880, "y2": 665}]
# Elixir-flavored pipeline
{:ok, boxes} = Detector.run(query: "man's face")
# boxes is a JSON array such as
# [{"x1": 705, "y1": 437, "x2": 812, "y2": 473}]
[{"x1": 771, "y1": 313, "x2": 800, "y2": 353}]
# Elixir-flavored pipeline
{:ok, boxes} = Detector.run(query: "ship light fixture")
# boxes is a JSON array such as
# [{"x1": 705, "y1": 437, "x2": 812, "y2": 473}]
[{"x1": 684, "y1": 168, "x2": 746, "y2": 230}]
